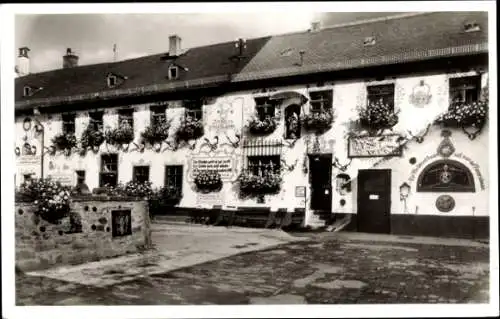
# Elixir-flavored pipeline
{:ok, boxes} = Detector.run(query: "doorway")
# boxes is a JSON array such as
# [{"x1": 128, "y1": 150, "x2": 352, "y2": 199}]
[
  {"x1": 309, "y1": 154, "x2": 332, "y2": 212},
  {"x1": 357, "y1": 169, "x2": 391, "y2": 234}
]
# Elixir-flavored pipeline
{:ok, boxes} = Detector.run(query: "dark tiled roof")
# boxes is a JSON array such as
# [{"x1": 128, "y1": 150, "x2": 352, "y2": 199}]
[
  {"x1": 15, "y1": 12, "x2": 488, "y2": 109},
  {"x1": 15, "y1": 36, "x2": 271, "y2": 106},
  {"x1": 235, "y1": 12, "x2": 488, "y2": 81}
]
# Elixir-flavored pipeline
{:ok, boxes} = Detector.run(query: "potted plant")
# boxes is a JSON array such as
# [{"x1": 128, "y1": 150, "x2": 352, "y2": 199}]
[
  {"x1": 80, "y1": 124, "x2": 105, "y2": 153},
  {"x1": 301, "y1": 109, "x2": 334, "y2": 133},
  {"x1": 358, "y1": 100, "x2": 399, "y2": 132},
  {"x1": 248, "y1": 116, "x2": 278, "y2": 135},
  {"x1": 193, "y1": 170, "x2": 223, "y2": 193},
  {"x1": 141, "y1": 120, "x2": 171, "y2": 151},
  {"x1": 435, "y1": 100, "x2": 488, "y2": 128},
  {"x1": 18, "y1": 178, "x2": 72, "y2": 224},
  {"x1": 51, "y1": 133, "x2": 77, "y2": 156},
  {"x1": 122, "y1": 180, "x2": 154, "y2": 199},
  {"x1": 176, "y1": 115, "x2": 204, "y2": 142},
  {"x1": 105, "y1": 121, "x2": 134, "y2": 150},
  {"x1": 237, "y1": 170, "x2": 283, "y2": 198}
]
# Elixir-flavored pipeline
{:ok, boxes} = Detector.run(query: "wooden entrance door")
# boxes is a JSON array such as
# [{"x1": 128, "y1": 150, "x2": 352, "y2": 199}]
[
  {"x1": 357, "y1": 169, "x2": 391, "y2": 234},
  {"x1": 309, "y1": 154, "x2": 332, "y2": 212}
]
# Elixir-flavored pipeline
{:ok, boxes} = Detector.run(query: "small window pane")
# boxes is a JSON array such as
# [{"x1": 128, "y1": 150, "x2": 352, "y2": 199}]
[
  {"x1": 133, "y1": 166, "x2": 150, "y2": 183},
  {"x1": 118, "y1": 109, "x2": 134, "y2": 128},
  {"x1": 367, "y1": 84, "x2": 395, "y2": 109},
  {"x1": 100, "y1": 154, "x2": 118, "y2": 187},
  {"x1": 62, "y1": 113, "x2": 76, "y2": 134},
  {"x1": 310, "y1": 90, "x2": 333, "y2": 112}
]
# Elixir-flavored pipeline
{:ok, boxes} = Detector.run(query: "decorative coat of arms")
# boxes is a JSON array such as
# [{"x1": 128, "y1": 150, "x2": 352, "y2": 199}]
[
  {"x1": 409, "y1": 80, "x2": 432, "y2": 107},
  {"x1": 437, "y1": 130, "x2": 455, "y2": 158}
]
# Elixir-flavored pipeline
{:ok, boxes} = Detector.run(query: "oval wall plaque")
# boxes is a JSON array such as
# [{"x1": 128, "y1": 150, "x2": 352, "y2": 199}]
[{"x1": 436, "y1": 195, "x2": 455, "y2": 212}]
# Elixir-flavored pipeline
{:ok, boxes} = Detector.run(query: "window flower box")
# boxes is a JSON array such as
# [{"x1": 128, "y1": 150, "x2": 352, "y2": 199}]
[
  {"x1": 105, "y1": 121, "x2": 134, "y2": 149},
  {"x1": 141, "y1": 120, "x2": 171, "y2": 147},
  {"x1": 358, "y1": 100, "x2": 399, "y2": 131},
  {"x1": 194, "y1": 170, "x2": 223, "y2": 193},
  {"x1": 51, "y1": 132, "x2": 77, "y2": 155},
  {"x1": 17, "y1": 178, "x2": 72, "y2": 224},
  {"x1": 248, "y1": 116, "x2": 278, "y2": 135},
  {"x1": 237, "y1": 170, "x2": 283, "y2": 198},
  {"x1": 176, "y1": 116, "x2": 204, "y2": 142},
  {"x1": 435, "y1": 100, "x2": 488, "y2": 128},
  {"x1": 301, "y1": 109, "x2": 334, "y2": 133},
  {"x1": 80, "y1": 124, "x2": 105, "y2": 152}
]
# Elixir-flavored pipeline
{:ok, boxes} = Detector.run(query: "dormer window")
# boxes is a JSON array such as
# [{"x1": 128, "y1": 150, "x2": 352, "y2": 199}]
[
  {"x1": 107, "y1": 75, "x2": 117, "y2": 88},
  {"x1": 168, "y1": 66, "x2": 178, "y2": 80},
  {"x1": 23, "y1": 86, "x2": 32, "y2": 97},
  {"x1": 363, "y1": 36, "x2": 376, "y2": 46},
  {"x1": 464, "y1": 22, "x2": 481, "y2": 33}
]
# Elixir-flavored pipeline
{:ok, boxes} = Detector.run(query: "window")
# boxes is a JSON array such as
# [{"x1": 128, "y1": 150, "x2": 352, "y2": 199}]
[
  {"x1": 76, "y1": 170, "x2": 86, "y2": 185},
  {"x1": 168, "y1": 66, "x2": 178, "y2": 80},
  {"x1": 89, "y1": 111, "x2": 104, "y2": 131},
  {"x1": 417, "y1": 159, "x2": 475, "y2": 192},
  {"x1": 133, "y1": 166, "x2": 150, "y2": 183},
  {"x1": 255, "y1": 97, "x2": 275, "y2": 120},
  {"x1": 449, "y1": 76, "x2": 481, "y2": 105},
  {"x1": 107, "y1": 75, "x2": 117, "y2": 88},
  {"x1": 150, "y1": 104, "x2": 167, "y2": 128},
  {"x1": 309, "y1": 90, "x2": 333, "y2": 112},
  {"x1": 247, "y1": 156, "x2": 281, "y2": 176},
  {"x1": 100, "y1": 154, "x2": 118, "y2": 187},
  {"x1": 62, "y1": 113, "x2": 76, "y2": 134},
  {"x1": 367, "y1": 84, "x2": 395, "y2": 110},
  {"x1": 184, "y1": 99, "x2": 203, "y2": 121},
  {"x1": 118, "y1": 108, "x2": 134, "y2": 129},
  {"x1": 165, "y1": 165, "x2": 183, "y2": 192}
]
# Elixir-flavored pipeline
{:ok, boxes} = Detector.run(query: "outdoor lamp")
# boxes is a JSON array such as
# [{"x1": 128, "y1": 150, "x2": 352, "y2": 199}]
[{"x1": 399, "y1": 182, "x2": 411, "y2": 213}]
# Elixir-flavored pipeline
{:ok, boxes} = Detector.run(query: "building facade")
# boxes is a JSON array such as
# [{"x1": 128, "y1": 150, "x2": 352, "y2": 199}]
[{"x1": 15, "y1": 12, "x2": 490, "y2": 238}]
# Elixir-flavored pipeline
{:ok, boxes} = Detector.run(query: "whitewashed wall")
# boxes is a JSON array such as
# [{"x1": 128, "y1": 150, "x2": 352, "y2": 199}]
[{"x1": 15, "y1": 69, "x2": 489, "y2": 226}]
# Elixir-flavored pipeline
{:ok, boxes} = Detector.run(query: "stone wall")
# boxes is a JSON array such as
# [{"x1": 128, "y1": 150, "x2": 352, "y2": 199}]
[{"x1": 15, "y1": 197, "x2": 152, "y2": 272}]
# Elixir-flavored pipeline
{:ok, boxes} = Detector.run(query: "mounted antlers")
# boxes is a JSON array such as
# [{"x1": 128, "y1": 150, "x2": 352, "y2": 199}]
[
  {"x1": 281, "y1": 158, "x2": 298, "y2": 171},
  {"x1": 202, "y1": 136, "x2": 219, "y2": 151},
  {"x1": 225, "y1": 132, "x2": 241, "y2": 148},
  {"x1": 130, "y1": 142, "x2": 146, "y2": 153},
  {"x1": 333, "y1": 157, "x2": 352, "y2": 172},
  {"x1": 407, "y1": 124, "x2": 430, "y2": 143},
  {"x1": 283, "y1": 138, "x2": 298, "y2": 148}
]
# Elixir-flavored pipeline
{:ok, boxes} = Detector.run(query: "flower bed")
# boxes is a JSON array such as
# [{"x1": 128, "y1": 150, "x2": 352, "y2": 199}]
[
  {"x1": 105, "y1": 122, "x2": 134, "y2": 147},
  {"x1": 51, "y1": 133, "x2": 77, "y2": 152},
  {"x1": 176, "y1": 116, "x2": 204, "y2": 142},
  {"x1": 80, "y1": 124, "x2": 105, "y2": 151},
  {"x1": 194, "y1": 170, "x2": 223, "y2": 193},
  {"x1": 358, "y1": 101, "x2": 399, "y2": 131},
  {"x1": 238, "y1": 171, "x2": 282, "y2": 198},
  {"x1": 301, "y1": 110, "x2": 334, "y2": 133},
  {"x1": 141, "y1": 121, "x2": 171, "y2": 145},
  {"x1": 248, "y1": 116, "x2": 278, "y2": 135},
  {"x1": 435, "y1": 100, "x2": 488, "y2": 128},
  {"x1": 17, "y1": 178, "x2": 71, "y2": 224}
]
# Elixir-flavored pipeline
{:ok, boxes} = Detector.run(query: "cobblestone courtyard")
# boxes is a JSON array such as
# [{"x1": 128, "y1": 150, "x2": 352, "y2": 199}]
[{"x1": 16, "y1": 224, "x2": 490, "y2": 305}]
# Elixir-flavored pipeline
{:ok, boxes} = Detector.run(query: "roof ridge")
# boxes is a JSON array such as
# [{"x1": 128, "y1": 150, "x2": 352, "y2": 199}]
[{"x1": 317, "y1": 12, "x2": 433, "y2": 31}]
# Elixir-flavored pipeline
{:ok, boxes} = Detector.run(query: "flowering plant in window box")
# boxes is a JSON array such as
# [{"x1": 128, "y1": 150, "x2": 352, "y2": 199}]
[
  {"x1": 51, "y1": 133, "x2": 77, "y2": 155},
  {"x1": 301, "y1": 109, "x2": 334, "y2": 133},
  {"x1": 435, "y1": 100, "x2": 488, "y2": 128},
  {"x1": 358, "y1": 100, "x2": 399, "y2": 131},
  {"x1": 105, "y1": 121, "x2": 134, "y2": 149},
  {"x1": 18, "y1": 178, "x2": 71, "y2": 224},
  {"x1": 248, "y1": 116, "x2": 278, "y2": 135},
  {"x1": 176, "y1": 116, "x2": 204, "y2": 142},
  {"x1": 237, "y1": 170, "x2": 282, "y2": 198},
  {"x1": 80, "y1": 124, "x2": 105, "y2": 152},
  {"x1": 123, "y1": 180, "x2": 154, "y2": 199},
  {"x1": 141, "y1": 120, "x2": 171, "y2": 149},
  {"x1": 194, "y1": 170, "x2": 223, "y2": 193}
]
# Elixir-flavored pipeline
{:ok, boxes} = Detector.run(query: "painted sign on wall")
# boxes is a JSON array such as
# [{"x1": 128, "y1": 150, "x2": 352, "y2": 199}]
[
  {"x1": 17, "y1": 155, "x2": 41, "y2": 174},
  {"x1": 348, "y1": 135, "x2": 403, "y2": 158},
  {"x1": 196, "y1": 192, "x2": 224, "y2": 207},
  {"x1": 189, "y1": 156, "x2": 236, "y2": 181}
]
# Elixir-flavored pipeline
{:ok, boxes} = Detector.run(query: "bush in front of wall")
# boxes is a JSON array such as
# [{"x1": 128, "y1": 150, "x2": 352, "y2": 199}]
[
  {"x1": 105, "y1": 122, "x2": 134, "y2": 146},
  {"x1": 301, "y1": 109, "x2": 334, "y2": 133},
  {"x1": 51, "y1": 133, "x2": 77, "y2": 152},
  {"x1": 358, "y1": 100, "x2": 399, "y2": 131},
  {"x1": 248, "y1": 116, "x2": 278, "y2": 135},
  {"x1": 17, "y1": 178, "x2": 72, "y2": 224},
  {"x1": 194, "y1": 170, "x2": 223, "y2": 193},
  {"x1": 141, "y1": 120, "x2": 171, "y2": 145},
  {"x1": 176, "y1": 116, "x2": 204, "y2": 142},
  {"x1": 80, "y1": 124, "x2": 105, "y2": 150},
  {"x1": 237, "y1": 170, "x2": 282, "y2": 198}
]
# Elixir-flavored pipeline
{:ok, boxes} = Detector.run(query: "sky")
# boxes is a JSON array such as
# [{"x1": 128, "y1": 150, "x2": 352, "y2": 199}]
[{"x1": 15, "y1": 12, "x2": 403, "y2": 74}]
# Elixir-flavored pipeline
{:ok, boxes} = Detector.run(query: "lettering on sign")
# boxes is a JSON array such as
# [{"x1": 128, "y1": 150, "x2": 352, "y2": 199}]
[
  {"x1": 47, "y1": 173, "x2": 74, "y2": 186},
  {"x1": 348, "y1": 135, "x2": 403, "y2": 158},
  {"x1": 190, "y1": 156, "x2": 235, "y2": 181}
]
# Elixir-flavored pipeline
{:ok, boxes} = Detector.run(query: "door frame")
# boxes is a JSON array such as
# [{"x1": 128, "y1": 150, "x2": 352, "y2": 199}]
[
  {"x1": 356, "y1": 169, "x2": 392, "y2": 233},
  {"x1": 308, "y1": 153, "x2": 333, "y2": 211}
]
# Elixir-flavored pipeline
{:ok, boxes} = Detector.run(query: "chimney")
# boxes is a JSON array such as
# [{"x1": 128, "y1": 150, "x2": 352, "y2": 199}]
[
  {"x1": 17, "y1": 47, "x2": 30, "y2": 76},
  {"x1": 310, "y1": 21, "x2": 321, "y2": 32},
  {"x1": 63, "y1": 48, "x2": 79, "y2": 68},
  {"x1": 169, "y1": 35, "x2": 182, "y2": 57}
]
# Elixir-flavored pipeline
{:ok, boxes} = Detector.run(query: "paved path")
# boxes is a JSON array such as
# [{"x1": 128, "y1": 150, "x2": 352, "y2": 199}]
[{"x1": 17, "y1": 225, "x2": 490, "y2": 305}]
